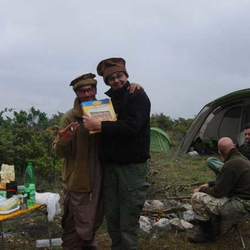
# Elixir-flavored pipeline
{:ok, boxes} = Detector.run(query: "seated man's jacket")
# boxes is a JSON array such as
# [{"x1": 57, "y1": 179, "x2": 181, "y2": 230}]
[{"x1": 200, "y1": 148, "x2": 250, "y2": 200}]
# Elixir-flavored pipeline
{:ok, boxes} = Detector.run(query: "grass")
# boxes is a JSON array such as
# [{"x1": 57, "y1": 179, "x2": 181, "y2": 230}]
[
  {"x1": 147, "y1": 150, "x2": 214, "y2": 199},
  {"x1": 1, "y1": 150, "x2": 250, "y2": 249}
]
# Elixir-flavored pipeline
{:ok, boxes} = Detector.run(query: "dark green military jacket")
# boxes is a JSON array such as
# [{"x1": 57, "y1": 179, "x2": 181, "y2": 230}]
[{"x1": 200, "y1": 149, "x2": 250, "y2": 199}]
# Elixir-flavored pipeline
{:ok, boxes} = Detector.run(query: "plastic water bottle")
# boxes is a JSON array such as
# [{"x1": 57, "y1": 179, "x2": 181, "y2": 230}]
[
  {"x1": 24, "y1": 162, "x2": 36, "y2": 206},
  {"x1": 28, "y1": 183, "x2": 36, "y2": 206}
]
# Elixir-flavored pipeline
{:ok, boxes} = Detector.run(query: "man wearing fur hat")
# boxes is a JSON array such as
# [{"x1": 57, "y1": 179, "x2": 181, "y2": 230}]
[
  {"x1": 83, "y1": 58, "x2": 151, "y2": 250},
  {"x1": 54, "y1": 73, "x2": 141, "y2": 250},
  {"x1": 53, "y1": 73, "x2": 103, "y2": 250}
]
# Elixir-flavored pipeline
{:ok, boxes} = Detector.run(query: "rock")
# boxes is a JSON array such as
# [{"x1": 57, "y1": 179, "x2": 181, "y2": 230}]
[
  {"x1": 144, "y1": 200, "x2": 165, "y2": 210},
  {"x1": 182, "y1": 209, "x2": 195, "y2": 222},
  {"x1": 153, "y1": 218, "x2": 171, "y2": 231},
  {"x1": 141, "y1": 200, "x2": 195, "y2": 232},
  {"x1": 170, "y1": 218, "x2": 193, "y2": 231},
  {"x1": 139, "y1": 216, "x2": 152, "y2": 233},
  {"x1": 180, "y1": 220, "x2": 193, "y2": 230}
]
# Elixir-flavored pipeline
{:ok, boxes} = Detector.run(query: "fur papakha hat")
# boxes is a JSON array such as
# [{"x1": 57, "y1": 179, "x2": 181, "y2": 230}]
[
  {"x1": 70, "y1": 73, "x2": 97, "y2": 91},
  {"x1": 97, "y1": 57, "x2": 129, "y2": 84}
]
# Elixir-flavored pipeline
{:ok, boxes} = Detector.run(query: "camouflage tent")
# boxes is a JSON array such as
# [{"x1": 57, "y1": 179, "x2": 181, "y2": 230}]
[{"x1": 181, "y1": 88, "x2": 250, "y2": 154}]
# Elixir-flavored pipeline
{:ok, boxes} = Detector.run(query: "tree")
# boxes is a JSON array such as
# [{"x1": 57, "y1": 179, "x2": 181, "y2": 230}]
[
  {"x1": 150, "y1": 113, "x2": 174, "y2": 131},
  {"x1": 0, "y1": 107, "x2": 61, "y2": 183},
  {"x1": 0, "y1": 125, "x2": 15, "y2": 166},
  {"x1": 150, "y1": 113, "x2": 194, "y2": 145},
  {"x1": 0, "y1": 106, "x2": 194, "y2": 186}
]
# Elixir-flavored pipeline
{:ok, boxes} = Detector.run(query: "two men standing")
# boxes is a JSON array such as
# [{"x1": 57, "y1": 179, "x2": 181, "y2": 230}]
[{"x1": 54, "y1": 58, "x2": 151, "y2": 250}]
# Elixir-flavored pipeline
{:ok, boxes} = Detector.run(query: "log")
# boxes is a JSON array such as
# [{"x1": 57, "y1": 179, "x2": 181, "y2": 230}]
[
  {"x1": 165, "y1": 196, "x2": 191, "y2": 200},
  {"x1": 142, "y1": 205, "x2": 186, "y2": 215}
]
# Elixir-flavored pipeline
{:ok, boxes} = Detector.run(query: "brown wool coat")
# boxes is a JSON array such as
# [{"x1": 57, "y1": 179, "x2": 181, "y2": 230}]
[{"x1": 54, "y1": 98, "x2": 99, "y2": 192}]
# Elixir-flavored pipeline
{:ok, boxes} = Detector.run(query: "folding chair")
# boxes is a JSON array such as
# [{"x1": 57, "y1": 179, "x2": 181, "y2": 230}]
[
  {"x1": 218, "y1": 197, "x2": 250, "y2": 250},
  {"x1": 217, "y1": 222, "x2": 246, "y2": 249}
]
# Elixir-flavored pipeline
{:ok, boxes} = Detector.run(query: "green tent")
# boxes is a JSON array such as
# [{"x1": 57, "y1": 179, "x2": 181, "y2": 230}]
[{"x1": 150, "y1": 127, "x2": 171, "y2": 152}]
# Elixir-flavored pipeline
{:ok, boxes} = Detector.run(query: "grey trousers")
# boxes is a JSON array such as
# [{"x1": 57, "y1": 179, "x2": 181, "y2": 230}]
[{"x1": 207, "y1": 156, "x2": 224, "y2": 176}]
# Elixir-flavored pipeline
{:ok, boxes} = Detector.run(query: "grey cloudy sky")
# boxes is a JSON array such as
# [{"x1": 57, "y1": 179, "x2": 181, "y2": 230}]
[{"x1": 1, "y1": 0, "x2": 250, "y2": 119}]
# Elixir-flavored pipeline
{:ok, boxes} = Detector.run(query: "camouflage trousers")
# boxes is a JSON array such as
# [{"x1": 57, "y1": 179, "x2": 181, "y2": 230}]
[
  {"x1": 192, "y1": 192, "x2": 250, "y2": 223},
  {"x1": 191, "y1": 192, "x2": 228, "y2": 221}
]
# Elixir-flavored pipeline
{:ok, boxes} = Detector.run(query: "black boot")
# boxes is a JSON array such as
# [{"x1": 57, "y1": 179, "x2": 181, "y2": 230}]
[
  {"x1": 188, "y1": 220, "x2": 216, "y2": 243},
  {"x1": 211, "y1": 215, "x2": 221, "y2": 236}
]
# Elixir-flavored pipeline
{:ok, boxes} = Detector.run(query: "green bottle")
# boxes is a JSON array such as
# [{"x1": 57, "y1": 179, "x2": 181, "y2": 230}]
[{"x1": 24, "y1": 162, "x2": 36, "y2": 206}]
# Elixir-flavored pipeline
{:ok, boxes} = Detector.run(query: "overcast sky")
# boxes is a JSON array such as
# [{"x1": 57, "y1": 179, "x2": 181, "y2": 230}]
[{"x1": 1, "y1": 1, "x2": 250, "y2": 119}]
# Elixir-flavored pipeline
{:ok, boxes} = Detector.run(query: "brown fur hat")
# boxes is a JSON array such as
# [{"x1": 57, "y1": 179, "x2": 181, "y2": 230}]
[
  {"x1": 97, "y1": 58, "x2": 129, "y2": 84},
  {"x1": 70, "y1": 73, "x2": 97, "y2": 91}
]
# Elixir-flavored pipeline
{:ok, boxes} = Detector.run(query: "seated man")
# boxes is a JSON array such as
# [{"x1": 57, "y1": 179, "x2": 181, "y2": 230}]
[
  {"x1": 207, "y1": 123, "x2": 250, "y2": 176},
  {"x1": 188, "y1": 137, "x2": 250, "y2": 243}
]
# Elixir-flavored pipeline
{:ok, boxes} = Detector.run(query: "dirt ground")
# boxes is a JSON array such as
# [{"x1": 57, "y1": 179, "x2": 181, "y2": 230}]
[
  {"x1": 93, "y1": 216, "x2": 250, "y2": 250},
  {"x1": 2, "y1": 217, "x2": 250, "y2": 250},
  {"x1": 1, "y1": 152, "x2": 250, "y2": 249}
]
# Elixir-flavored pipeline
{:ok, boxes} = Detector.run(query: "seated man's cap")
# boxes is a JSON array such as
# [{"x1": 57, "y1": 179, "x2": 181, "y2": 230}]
[
  {"x1": 97, "y1": 57, "x2": 129, "y2": 84},
  {"x1": 70, "y1": 73, "x2": 97, "y2": 91}
]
